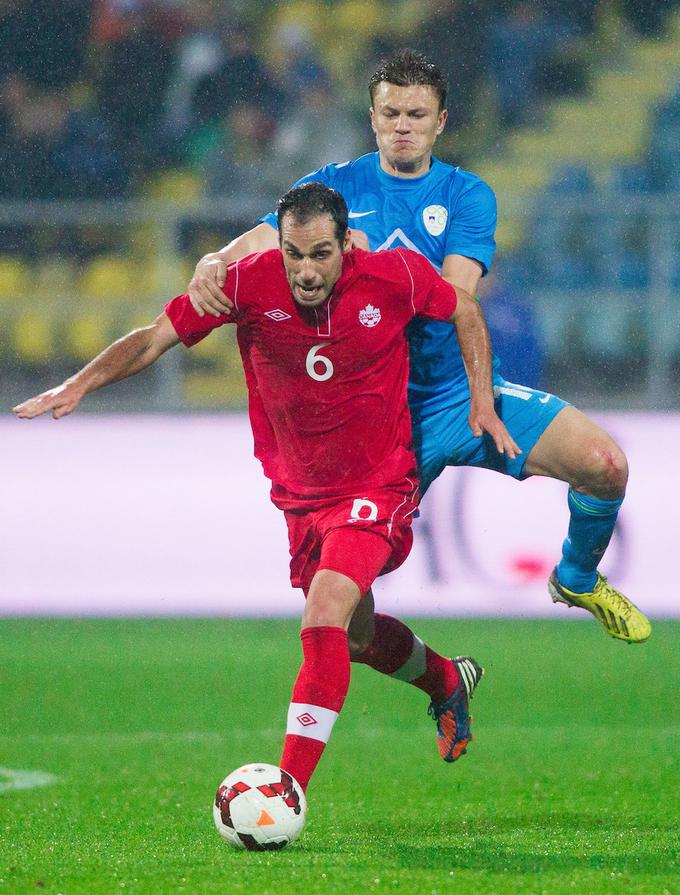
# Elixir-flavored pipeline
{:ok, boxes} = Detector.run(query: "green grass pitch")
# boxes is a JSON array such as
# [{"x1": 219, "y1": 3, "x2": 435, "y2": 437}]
[{"x1": 1, "y1": 618, "x2": 677, "y2": 895}]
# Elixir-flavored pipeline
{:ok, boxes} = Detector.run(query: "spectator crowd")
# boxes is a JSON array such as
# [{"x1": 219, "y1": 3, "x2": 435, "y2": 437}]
[{"x1": 1, "y1": 0, "x2": 675, "y2": 204}]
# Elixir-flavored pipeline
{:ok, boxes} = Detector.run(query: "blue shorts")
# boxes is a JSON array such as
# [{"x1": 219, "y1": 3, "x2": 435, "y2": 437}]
[{"x1": 411, "y1": 376, "x2": 569, "y2": 495}]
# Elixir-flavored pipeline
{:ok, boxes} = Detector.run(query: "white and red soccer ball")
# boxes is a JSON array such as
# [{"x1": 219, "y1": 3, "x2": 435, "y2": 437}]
[{"x1": 213, "y1": 764, "x2": 307, "y2": 851}]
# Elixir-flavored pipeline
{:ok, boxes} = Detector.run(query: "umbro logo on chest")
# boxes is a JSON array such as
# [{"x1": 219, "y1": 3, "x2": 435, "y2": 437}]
[{"x1": 264, "y1": 309, "x2": 292, "y2": 321}]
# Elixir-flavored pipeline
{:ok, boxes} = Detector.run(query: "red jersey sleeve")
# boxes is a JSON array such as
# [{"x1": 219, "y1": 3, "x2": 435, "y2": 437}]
[
  {"x1": 164, "y1": 263, "x2": 238, "y2": 346},
  {"x1": 394, "y1": 248, "x2": 458, "y2": 322}
]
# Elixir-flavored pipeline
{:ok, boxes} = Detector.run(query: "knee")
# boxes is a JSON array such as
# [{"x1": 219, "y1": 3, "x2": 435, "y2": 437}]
[
  {"x1": 302, "y1": 570, "x2": 362, "y2": 630},
  {"x1": 581, "y1": 440, "x2": 628, "y2": 498},
  {"x1": 347, "y1": 612, "x2": 375, "y2": 658},
  {"x1": 347, "y1": 631, "x2": 373, "y2": 659}
]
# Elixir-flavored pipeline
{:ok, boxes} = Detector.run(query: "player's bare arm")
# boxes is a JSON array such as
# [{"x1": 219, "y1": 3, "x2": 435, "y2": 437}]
[
  {"x1": 189, "y1": 222, "x2": 279, "y2": 318},
  {"x1": 448, "y1": 272, "x2": 521, "y2": 460},
  {"x1": 13, "y1": 314, "x2": 180, "y2": 420}
]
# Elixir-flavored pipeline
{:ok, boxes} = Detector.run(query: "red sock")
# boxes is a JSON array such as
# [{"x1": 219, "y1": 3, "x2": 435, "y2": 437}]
[
  {"x1": 353, "y1": 613, "x2": 458, "y2": 703},
  {"x1": 280, "y1": 626, "x2": 350, "y2": 792}
]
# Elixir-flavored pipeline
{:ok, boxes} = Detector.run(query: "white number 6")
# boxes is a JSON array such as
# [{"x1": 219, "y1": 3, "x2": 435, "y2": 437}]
[{"x1": 306, "y1": 343, "x2": 334, "y2": 382}]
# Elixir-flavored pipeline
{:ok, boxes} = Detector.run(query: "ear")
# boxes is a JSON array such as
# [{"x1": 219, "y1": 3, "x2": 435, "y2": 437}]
[
  {"x1": 436, "y1": 108, "x2": 448, "y2": 135},
  {"x1": 343, "y1": 228, "x2": 353, "y2": 253},
  {"x1": 369, "y1": 106, "x2": 376, "y2": 133}
]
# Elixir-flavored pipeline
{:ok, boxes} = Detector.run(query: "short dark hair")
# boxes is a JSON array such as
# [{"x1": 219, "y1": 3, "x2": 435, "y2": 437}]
[
  {"x1": 277, "y1": 182, "x2": 348, "y2": 245},
  {"x1": 369, "y1": 49, "x2": 448, "y2": 111}
]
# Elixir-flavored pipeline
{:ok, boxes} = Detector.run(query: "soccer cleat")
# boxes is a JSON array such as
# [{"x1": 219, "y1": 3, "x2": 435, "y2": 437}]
[
  {"x1": 548, "y1": 568, "x2": 651, "y2": 643},
  {"x1": 427, "y1": 657, "x2": 484, "y2": 763}
]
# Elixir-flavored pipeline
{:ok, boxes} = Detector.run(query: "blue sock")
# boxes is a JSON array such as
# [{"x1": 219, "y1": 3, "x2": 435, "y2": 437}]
[{"x1": 556, "y1": 489, "x2": 623, "y2": 593}]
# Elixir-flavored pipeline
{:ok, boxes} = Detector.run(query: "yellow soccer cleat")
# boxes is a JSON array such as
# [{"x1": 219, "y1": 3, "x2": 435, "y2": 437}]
[{"x1": 548, "y1": 569, "x2": 651, "y2": 643}]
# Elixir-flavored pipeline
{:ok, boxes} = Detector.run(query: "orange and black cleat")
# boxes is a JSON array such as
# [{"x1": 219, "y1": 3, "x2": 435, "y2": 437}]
[{"x1": 427, "y1": 657, "x2": 484, "y2": 763}]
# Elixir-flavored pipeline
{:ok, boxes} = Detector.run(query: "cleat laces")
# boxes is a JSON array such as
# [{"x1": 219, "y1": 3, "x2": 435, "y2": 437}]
[{"x1": 597, "y1": 577, "x2": 633, "y2": 618}]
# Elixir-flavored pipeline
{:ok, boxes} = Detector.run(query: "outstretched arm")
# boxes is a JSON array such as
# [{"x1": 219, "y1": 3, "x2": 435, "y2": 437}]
[
  {"x1": 13, "y1": 313, "x2": 180, "y2": 420},
  {"x1": 445, "y1": 256, "x2": 521, "y2": 460}
]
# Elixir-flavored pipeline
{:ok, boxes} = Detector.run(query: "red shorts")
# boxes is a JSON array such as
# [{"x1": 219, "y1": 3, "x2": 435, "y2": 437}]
[{"x1": 271, "y1": 477, "x2": 419, "y2": 595}]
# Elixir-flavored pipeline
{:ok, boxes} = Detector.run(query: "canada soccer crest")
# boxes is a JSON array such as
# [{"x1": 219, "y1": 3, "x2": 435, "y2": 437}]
[{"x1": 359, "y1": 304, "x2": 381, "y2": 327}]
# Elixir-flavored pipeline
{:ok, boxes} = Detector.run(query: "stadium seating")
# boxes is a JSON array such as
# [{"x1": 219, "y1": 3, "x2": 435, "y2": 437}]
[
  {"x1": 63, "y1": 316, "x2": 111, "y2": 363},
  {"x1": 78, "y1": 255, "x2": 140, "y2": 300},
  {"x1": 142, "y1": 170, "x2": 202, "y2": 203},
  {"x1": 0, "y1": 256, "x2": 29, "y2": 300},
  {"x1": 477, "y1": 9, "x2": 680, "y2": 252},
  {"x1": 12, "y1": 312, "x2": 54, "y2": 364},
  {"x1": 35, "y1": 257, "x2": 78, "y2": 296}
]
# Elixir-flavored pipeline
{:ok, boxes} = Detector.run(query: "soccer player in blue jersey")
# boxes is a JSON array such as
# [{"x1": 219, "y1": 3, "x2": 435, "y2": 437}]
[{"x1": 187, "y1": 49, "x2": 650, "y2": 646}]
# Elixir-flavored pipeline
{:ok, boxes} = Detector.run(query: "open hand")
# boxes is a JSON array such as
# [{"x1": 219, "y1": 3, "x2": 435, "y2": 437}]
[
  {"x1": 469, "y1": 403, "x2": 521, "y2": 460},
  {"x1": 13, "y1": 383, "x2": 84, "y2": 420}
]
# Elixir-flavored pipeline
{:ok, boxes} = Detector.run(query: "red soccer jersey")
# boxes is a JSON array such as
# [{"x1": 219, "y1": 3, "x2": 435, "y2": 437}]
[{"x1": 166, "y1": 247, "x2": 457, "y2": 496}]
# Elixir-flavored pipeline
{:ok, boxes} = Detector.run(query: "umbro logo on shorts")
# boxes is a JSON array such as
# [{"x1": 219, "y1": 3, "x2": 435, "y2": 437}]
[{"x1": 265, "y1": 309, "x2": 292, "y2": 321}]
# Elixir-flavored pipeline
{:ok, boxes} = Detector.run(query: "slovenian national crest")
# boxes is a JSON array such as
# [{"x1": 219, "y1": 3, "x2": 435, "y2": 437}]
[{"x1": 423, "y1": 204, "x2": 448, "y2": 236}]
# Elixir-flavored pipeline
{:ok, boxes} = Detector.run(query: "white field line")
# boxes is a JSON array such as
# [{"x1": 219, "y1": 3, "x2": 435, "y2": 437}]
[{"x1": 0, "y1": 767, "x2": 59, "y2": 793}]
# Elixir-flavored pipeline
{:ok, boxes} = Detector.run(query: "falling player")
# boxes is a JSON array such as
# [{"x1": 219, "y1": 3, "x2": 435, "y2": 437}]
[
  {"x1": 187, "y1": 49, "x2": 651, "y2": 643},
  {"x1": 14, "y1": 183, "x2": 510, "y2": 792}
]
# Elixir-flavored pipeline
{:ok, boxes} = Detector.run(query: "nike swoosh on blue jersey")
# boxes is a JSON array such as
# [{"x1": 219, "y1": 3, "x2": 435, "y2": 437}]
[{"x1": 348, "y1": 210, "x2": 377, "y2": 218}]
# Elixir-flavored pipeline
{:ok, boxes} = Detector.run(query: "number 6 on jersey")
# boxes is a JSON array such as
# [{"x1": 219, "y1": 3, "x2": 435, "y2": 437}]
[{"x1": 306, "y1": 343, "x2": 334, "y2": 382}]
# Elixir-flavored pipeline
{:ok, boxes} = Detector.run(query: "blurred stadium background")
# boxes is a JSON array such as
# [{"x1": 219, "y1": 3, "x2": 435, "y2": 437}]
[{"x1": 1, "y1": 0, "x2": 679, "y2": 616}]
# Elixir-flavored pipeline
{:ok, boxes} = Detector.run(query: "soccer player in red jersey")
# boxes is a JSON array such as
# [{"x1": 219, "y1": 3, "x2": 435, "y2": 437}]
[{"x1": 15, "y1": 183, "x2": 506, "y2": 793}]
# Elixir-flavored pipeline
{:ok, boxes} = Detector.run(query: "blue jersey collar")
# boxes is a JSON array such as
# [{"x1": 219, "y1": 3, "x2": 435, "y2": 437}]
[{"x1": 372, "y1": 151, "x2": 441, "y2": 189}]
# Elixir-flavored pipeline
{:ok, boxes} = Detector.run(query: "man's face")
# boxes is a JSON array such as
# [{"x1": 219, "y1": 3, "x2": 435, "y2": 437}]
[
  {"x1": 370, "y1": 82, "x2": 447, "y2": 176},
  {"x1": 280, "y1": 212, "x2": 350, "y2": 308}
]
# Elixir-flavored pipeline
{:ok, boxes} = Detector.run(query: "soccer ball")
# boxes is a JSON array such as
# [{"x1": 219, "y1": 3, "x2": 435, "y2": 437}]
[{"x1": 213, "y1": 763, "x2": 307, "y2": 851}]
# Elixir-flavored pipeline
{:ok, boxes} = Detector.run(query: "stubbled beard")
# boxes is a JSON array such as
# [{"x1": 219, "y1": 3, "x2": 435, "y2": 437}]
[{"x1": 387, "y1": 152, "x2": 423, "y2": 174}]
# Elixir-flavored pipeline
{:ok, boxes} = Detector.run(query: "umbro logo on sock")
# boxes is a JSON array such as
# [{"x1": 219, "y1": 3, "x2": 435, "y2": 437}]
[{"x1": 295, "y1": 712, "x2": 318, "y2": 727}]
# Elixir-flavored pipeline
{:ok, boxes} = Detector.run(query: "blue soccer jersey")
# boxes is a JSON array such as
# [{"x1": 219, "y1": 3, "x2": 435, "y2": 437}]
[
  {"x1": 262, "y1": 151, "x2": 566, "y2": 488},
  {"x1": 261, "y1": 151, "x2": 497, "y2": 405}
]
